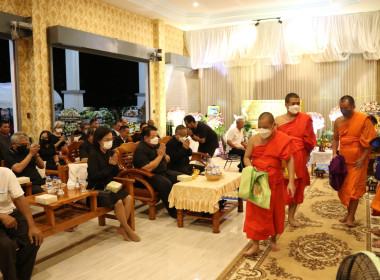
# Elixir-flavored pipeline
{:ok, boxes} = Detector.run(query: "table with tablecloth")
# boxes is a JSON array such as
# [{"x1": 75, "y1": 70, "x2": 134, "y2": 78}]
[{"x1": 310, "y1": 149, "x2": 333, "y2": 175}]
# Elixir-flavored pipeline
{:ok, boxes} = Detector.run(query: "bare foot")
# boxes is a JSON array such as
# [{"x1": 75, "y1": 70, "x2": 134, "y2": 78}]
[
  {"x1": 117, "y1": 227, "x2": 131, "y2": 241},
  {"x1": 127, "y1": 230, "x2": 141, "y2": 242},
  {"x1": 288, "y1": 218, "x2": 300, "y2": 227},
  {"x1": 243, "y1": 243, "x2": 261, "y2": 256},
  {"x1": 270, "y1": 239, "x2": 280, "y2": 252},
  {"x1": 373, "y1": 239, "x2": 380, "y2": 248},
  {"x1": 370, "y1": 229, "x2": 380, "y2": 236},
  {"x1": 346, "y1": 219, "x2": 356, "y2": 227},
  {"x1": 339, "y1": 215, "x2": 348, "y2": 223}
]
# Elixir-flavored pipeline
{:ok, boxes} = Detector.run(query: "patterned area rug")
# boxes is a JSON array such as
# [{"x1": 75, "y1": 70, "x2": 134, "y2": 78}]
[{"x1": 217, "y1": 177, "x2": 377, "y2": 280}]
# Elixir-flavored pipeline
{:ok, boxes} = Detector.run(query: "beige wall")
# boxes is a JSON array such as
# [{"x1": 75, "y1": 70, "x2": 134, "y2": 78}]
[{"x1": 0, "y1": 0, "x2": 188, "y2": 139}]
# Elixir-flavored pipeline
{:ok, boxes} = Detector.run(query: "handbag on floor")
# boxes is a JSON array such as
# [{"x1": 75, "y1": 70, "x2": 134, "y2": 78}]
[{"x1": 238, "y1": 166, "x2": 271, "y2": 209}]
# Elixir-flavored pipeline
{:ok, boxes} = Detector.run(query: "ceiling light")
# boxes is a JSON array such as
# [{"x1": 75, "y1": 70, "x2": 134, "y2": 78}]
[
  {"x1": 278, "y1": 17, "x2": 282, "y2": 24},
  {"x1": 255, "y1": 20, "x2": 260, "y2": 27},
  {"x1": 193, "y1": 2, "x2": 199, "y2": 7}
]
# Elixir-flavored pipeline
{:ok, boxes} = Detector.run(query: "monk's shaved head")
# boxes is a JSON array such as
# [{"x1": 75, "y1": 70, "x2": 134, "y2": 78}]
[
  {"x1": 285, "y1": 93, "x2": 300, "y2": 104},
  {"x1": 258, "y1": 112, "x2": 274, "y2": 124},
  {"x1": 340, "y1": 95, "x2": 355, "y2": 106}
]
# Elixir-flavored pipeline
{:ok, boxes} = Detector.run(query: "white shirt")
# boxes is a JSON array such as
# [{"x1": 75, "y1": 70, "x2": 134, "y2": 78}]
[
  {"x1": 113, "y1": 129, "x2": 120, "y2": 136},
  {"x1": 226, "y1": 127, "x2": 244, "y2": 153},
  {"x1": 0, "y1": 167, "x2": 24, "y2": 214}
]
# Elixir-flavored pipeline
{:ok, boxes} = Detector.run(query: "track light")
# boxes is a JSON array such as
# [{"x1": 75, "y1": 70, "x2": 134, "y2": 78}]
[
  {"x1": 278, "y1": 17, "x2": 282, "y2": 24},
  {"x1": 252, "y1": 17, "x2": 282, "y2": 25},
  {"x1": 255, "y1": 20, "x2": 260, "y2": 27}
]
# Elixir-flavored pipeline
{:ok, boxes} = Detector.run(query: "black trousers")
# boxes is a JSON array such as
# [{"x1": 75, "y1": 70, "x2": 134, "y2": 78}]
[
  {"x1": 229, "y1": 148, "x2": 245, "y2": 169},
  {"x1": 146, "y1": 170, "x2": 182, "y2": 213},
  {"x1": 0, "y1": 209, "x2": 40, "y2": 280}
]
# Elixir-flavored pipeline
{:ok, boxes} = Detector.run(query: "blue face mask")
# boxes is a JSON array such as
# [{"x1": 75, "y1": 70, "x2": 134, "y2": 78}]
[{"x1": 341, "y1": 109, "x2": 353, "y2": 117}]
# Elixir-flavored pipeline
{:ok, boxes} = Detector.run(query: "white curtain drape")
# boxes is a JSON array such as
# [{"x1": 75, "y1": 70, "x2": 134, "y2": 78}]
[
  {"x1": 186, "y1": 11, "x2": 380, "y2": 68},
  {"x1": 200, "y1": 55, "x2": 378, "y2": 129}
]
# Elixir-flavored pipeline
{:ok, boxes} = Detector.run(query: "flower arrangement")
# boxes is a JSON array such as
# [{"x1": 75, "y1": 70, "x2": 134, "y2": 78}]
[
  {"x1": 307, "y1": 112, "x2": 325, "y2": 132},
  {"x1": 360, "y1": 101, "x2": 380, "y2": 113},
  {"x1": 189, "y1": 112, "x2": 204, "y2": 122},
  {"x1": 329, "y1": 106, "x2": 343, "y2": 121},
  {"x1": 80, "y1": 108, "x2": 115, "y2": 128},
  {"x1": 122, "y1": 106, "x2": 142, "y2": 118},
  {"x1": 59, "y1": 108, "x2": 81, "y2": 136},
  {"x1": 127, "y1": 122, "x2": 140, "y2": 133},
  {"x1": 316, "y1": 137, "x2": 331, "y2": 151},
  {"x1": 204, "y1": 114, "x2": 225, "y2": 141}
]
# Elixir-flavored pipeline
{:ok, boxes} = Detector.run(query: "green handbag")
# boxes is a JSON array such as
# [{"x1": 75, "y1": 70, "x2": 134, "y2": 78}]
[{"x1": 238, "y1": 166, "x2": 271, "y2": 209}]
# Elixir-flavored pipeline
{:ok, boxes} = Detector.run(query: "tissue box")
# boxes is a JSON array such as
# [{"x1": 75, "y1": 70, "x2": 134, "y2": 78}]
[
  {"x1": 17, "y1": 177, "x2": 30, "y2": 184},
  {"x1": 35, "y1": 194, "x2": 58, "y2": 205},
  {"x1": 177, "y1": 175, "x2": 192, "y2": 182},
  {"x1": 106, "y1": 181, "x2": 122, "y2": 193}
]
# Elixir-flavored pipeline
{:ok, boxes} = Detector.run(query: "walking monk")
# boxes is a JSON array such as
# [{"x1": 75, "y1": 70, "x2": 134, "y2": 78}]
[
  {"x1": 333, "y1": 95, "x2": 377, "y2": 227},
  {"x1": 371, "y1": 187, "x2": 380, "y2": 247},
  {"x1": 243, "y1": 112, "x2": 295, "y2": 256},
  {"x1": 275, "y1": 93, "x2": 316, "y2": 227}
]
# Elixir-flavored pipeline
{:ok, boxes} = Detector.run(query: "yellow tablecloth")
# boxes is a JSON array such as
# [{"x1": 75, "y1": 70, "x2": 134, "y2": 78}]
[{"x1": 168, "y1": 172, "x2": 241, "y2": 214}]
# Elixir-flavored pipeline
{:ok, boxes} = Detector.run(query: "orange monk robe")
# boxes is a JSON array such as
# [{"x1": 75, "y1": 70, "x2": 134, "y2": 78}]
[
  {"x1": 244, "y1": 130, "x2": 294, "y2": 240},
  {"x1": 371, "y1": 186, "x2": 380, "y2": 212},
  {"x1": 278, "y1": 112, "x2": 316, "y2": 205},
  {"x1": 338, "y1": 111, "x2": 377, "y2": 207}
]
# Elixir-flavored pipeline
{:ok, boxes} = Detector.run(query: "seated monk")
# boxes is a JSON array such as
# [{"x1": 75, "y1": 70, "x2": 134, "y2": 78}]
[{"x1": 243, "y1": 112, "x2": 295, "y2": 256}]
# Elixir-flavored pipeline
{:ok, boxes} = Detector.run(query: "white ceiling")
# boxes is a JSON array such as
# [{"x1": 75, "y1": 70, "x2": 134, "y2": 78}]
[{"x1": 102, "y1": 0, "x2": 380, "y2": 30}]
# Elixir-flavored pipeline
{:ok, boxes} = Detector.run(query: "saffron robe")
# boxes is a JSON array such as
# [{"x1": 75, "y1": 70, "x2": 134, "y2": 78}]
[
  {"x1": 371, "y1": 186, "x2": 380, "y2": 212},
  {"x1": 338, "y1": 111, "x2": 377, "y2": 207},
  {"x1": 278, "y1": 112, "x2": 316, "y2": 205},
  {"x1": 243, "y1": 130, "x2": 294, "y2": 240}
]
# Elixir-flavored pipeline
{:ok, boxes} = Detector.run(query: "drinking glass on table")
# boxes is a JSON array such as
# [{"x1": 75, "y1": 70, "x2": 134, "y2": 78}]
[{"x1": 79, "y1": 180, "x2": 88, "y2": 193}]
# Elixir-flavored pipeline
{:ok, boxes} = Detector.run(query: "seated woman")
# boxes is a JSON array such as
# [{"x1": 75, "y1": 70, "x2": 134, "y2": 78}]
[
  {"x1": 87, "y1": 126, "x2": 140, "y2": 242},
  {"x1": 52, "y1": 121, "x2": 69, "y2": 151},
  {"x1": 39, "y1": 130, "x2": 59, "y2": 170}
]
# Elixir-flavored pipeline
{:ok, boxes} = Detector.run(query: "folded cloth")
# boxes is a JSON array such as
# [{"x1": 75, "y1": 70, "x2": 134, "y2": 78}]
[
  {"x1": 177, "y1": 175, "x2": 192, "y2": 182},
  {"x1": 105, "y1": 181, "x2": 122, "y2": 193},
  {"x1": 68, "y1": 163, "x2": 88, "y2": 186},
  {"x1": 328, "y1": 155, "x2": 347, "y2": 191},
  {"x1": 238, "y1": 166, "x2": 271, "y2": 209},
  {"x1": 17, "y1": 177, "x2": 30, "y2": 184},
  {"x1": 35, "y1": 194, "x2": 58, "y2": 204}
]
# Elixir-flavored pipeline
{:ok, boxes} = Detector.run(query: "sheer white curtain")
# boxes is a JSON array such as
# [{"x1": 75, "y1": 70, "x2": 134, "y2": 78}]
[
  {"x1": 200, "y1": 55, "x2": 378, "y2": 129},
  {"x1": 186, "y1": 11, "x2": 380, "y2": 68}
]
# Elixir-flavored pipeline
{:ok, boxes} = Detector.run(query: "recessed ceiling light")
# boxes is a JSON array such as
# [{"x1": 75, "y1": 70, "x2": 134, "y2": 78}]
[{"x1": 193, "y1": 2, "x2": 199, "y2": 7}]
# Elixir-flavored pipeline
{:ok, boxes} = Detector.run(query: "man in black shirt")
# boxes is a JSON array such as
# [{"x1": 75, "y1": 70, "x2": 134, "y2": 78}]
[
  {"x1": 184, "y1": 115, "x2": 219, "y2": 156},
  {"x1": 133, "y1": 126, "x2": 180, "y2": 218},
  {"x1": 79, "y1": 127, "x2": 96, "y2": 162},
  {"x1": 0, "y1": 120, "x2": 11, "y2": 161},
  {"x1": 112, "y1": 126, "x2": 132, "y2": 149},
  {"x1": 166, "y1": 125, "x2": 205, "y2": 175},
  {"x1": 4, "y1": 132, "x2": 45, "y2": 194}
]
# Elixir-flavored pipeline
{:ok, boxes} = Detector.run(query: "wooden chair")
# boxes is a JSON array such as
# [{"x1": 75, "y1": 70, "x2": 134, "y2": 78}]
[
  {"x1": 61, "y1": 140, "x2": 84, "y2": 164},
  {"x1": 158, "y1": 136, "x2": 172, "y2": 145},
  {"x1": 114, "y1": 142, "x2": 159, "y2": 220},
  {"x1": 57, "y1": 165, "x2": 135, "y2": 230},
  {"x1": 190, "y1": 152, "x2": 211, "y2": 166},
  {"x1": 70, "y1": 134, "x2": 82, "y2": 142},
  {"x1": 2, "y1": 160, "x2": 33, "y2": 196}
]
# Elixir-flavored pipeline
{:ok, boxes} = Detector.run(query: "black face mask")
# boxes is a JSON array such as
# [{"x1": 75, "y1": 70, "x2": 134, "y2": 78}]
[
  {"x1": 17, "y1": 145, "x2": 28, "y2": 154},
  {"x1": 40, "y1": 139, "x2": 49, "y2": 145},
  {"x1": 341, "y1": 109, "x2": 353, "y2": 117}
]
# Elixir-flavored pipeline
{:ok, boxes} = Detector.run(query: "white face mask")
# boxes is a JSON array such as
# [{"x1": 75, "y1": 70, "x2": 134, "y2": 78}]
[
  {"x1": 258, "y1": 128, "x2": 273, "y2": 139},
  {"x1": 288, "y1": 105, "x2": 300, "y2": 114},
  {"x1": 56, "y1": 128, "x2": 63, "y2": 133},
  {"x1": 178, "y1": 136, "x2": 187, "y2": 142},
  {"x1": 150, "y1": 137, "x2": 159, "y2": 145},
  {"x1": 102, "y1": 140, "x2": 113, "y2": 150}
]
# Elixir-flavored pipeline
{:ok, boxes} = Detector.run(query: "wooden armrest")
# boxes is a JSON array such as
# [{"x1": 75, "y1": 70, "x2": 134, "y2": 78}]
[
  {"x1": 45, "y1": 169, "x2": 59, "y2": 176},
  {"x1": 117, "y1": 168, "x2": 155, "y2": 179},
  {"x1": 113, "y1": 177, "x2": 135, "y2": 196}
]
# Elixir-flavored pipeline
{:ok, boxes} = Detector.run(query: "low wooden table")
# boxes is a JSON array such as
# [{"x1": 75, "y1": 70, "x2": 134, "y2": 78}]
[
  {"x1": 27, "y1": 188, "x2": 110, "y2": 238},
  {"x1": 169, "y1": 172, "x2": 243, "y2": 233}
]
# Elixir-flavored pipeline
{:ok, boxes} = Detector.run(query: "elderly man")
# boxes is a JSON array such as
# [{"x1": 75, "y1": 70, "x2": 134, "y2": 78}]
[
  {"x1": 121, "y1": 118, "x2": 128, "y2": 126},
  {"x1": 166, "y1": 125, "x2": 205, "y2": 175},
  {"x1": 0, "y1": 120, "x2": 11, "y2": 161},
  {"x1": 4, "y1": 133, "x2": 45, "y2": 194},
  {"x1": 226, "y1": 118, "x2": 247, "y2": 172},
  {"x1": 79, "y1": 127, "x2": 96, "y2": 162},
  {"x1": 333, "y1": 95, "x2": 377, "y2": 227},
  {"x1": 0, "y1": 167, "x2": 43, "y2": 280},
  {"x1": 112, "y1": 125, "x2": 133, "y2": 149},
  {"x1": 184, "y1": 115, "x2": 219, "y2": 157},
  {"x1": 133, "y1": 126, "x2": 181, "y2": 218},
  {"x1": 112, "y1": 120, "x2": 122, "y2": 138}
]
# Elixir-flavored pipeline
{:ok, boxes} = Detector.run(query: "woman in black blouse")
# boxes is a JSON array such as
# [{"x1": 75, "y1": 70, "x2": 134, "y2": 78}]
[
  {"x1": 39, "y1": 130, "x2": 59, "y2": 170},
  {"x1": 87, "y1": 126, "x2": 140, "y2": 242},
  {"x1": 52, "y1": 121, "x2": 69, "y2": 151}
]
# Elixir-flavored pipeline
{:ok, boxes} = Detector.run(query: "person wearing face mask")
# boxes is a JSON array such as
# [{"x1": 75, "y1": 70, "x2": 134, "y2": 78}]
[
  {"x1": 52, "y1": 121, "x2": 69, "y2": 151},
  {"x1": 79, "y1": 127, "x2": 96, "y2": 162},
  {"x1": 87, "y1": 126, "x2": 140, "y2": 242},
  {"x1": 133, "y1": 126, "x2": 181, "y2": 218},
  {"x1": 38, "y1": 130, "x2": 59, "y2": 170},
  {"x1": 275, "y1": 93, "x2": 316, "y2": 227},
  {"x1": 332, "y1": 95, "x2": 377, "y2": 227},
  {"x1": 226, "y1": 118, "x2": 247, "y2": 172},
  {"x1": 3, "y1": 132, "x2": 45, "y2": 194},
  {"x1": 243, "y1": 112, "x2": 295, "y2": 256},
  {"x1": 112, "y1": 125, "x2": 132, "y2": 149},
  {"x1": 166, "y1": 125, "x2": 205, "y2": 175}
]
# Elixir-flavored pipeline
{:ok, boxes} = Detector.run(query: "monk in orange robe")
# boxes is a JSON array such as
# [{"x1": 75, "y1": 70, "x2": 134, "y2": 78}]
[
  {"x1": 275, "y1": 93, "x2": 316, "y2": 227},
  {"x1": 243, "y1": 112, "x2": 295, "y2": 256},
  {"x1": 332, "y1": 95, "x2": 377, "y2": 227},
  {"x1": 370, "y1": 187, "x2": 380, "y2": 247}
]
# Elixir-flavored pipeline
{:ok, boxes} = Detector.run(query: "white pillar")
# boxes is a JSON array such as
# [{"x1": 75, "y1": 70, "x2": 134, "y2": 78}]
[
  {"x1": 135, "y1": 63, "x2": 146, "y2": 109},
  {"x1": 62, "y1": 50, "x2": 85, "y2": 112}
]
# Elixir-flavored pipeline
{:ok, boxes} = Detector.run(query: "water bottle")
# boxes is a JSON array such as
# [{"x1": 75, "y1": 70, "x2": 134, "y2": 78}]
[
  {"x1": 46, "y1": 176, "x2": 52, "y2": 193},
  {"x1": 57, "y1": 177, "x2": 64, "y2": 196},
  {"x1": 206, "y1": 163, "x2": 212, "y2": 175},
  {"x1": 52, "y1": 176, "x2": 57, "y2": 190}
]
